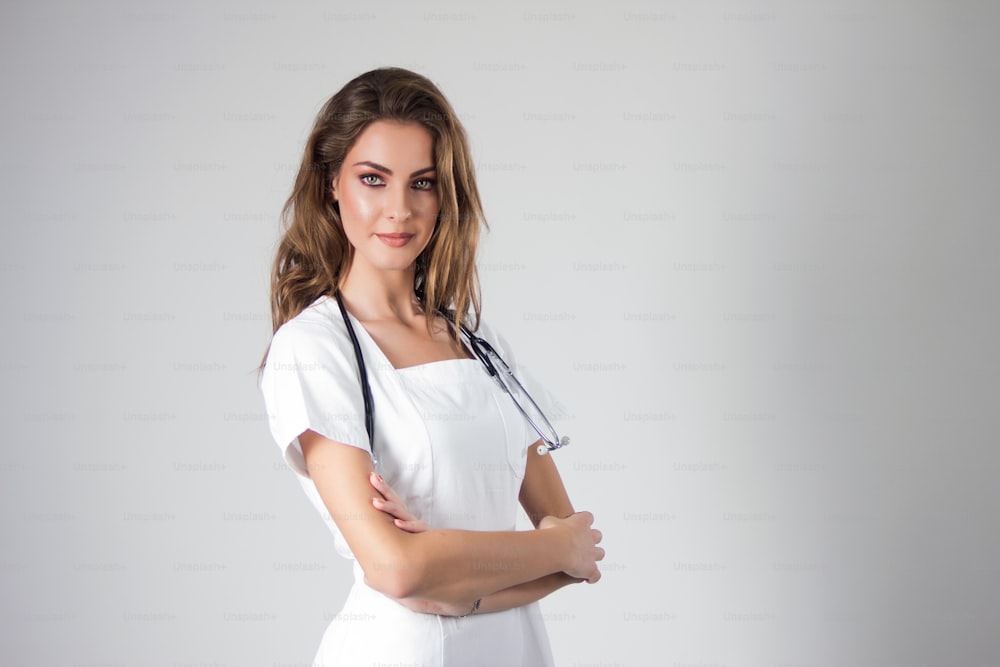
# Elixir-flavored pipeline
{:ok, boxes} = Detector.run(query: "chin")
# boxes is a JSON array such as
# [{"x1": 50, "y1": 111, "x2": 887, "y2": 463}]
[
  {"x1": 350, "y1": 238, "x2": 430, "y2": 274},
  {"x1": 365, "y1": 254, "x2": 422, "y2": 272}
]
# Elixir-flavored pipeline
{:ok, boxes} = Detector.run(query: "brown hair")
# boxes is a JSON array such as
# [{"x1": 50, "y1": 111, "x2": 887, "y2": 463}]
[{"x1": 257, "y1": 67, "x2": 487, "y2": 375}]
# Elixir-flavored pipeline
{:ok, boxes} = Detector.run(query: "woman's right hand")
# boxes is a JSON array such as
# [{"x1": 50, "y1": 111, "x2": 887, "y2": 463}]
[{"x1": 539, "y1": 511, "x2": 604, "y2": 583}]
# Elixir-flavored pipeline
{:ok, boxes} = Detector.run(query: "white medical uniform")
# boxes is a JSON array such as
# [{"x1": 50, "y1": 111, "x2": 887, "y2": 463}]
[{"x1": 260, "y1": 294, "x2": 555, "y2": 666}]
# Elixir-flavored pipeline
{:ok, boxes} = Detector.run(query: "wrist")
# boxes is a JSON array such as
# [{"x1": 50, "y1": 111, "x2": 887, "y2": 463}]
[
  {"x1": 460, "y1": 597, "x2": 481, "y2": 617},
  {"x1": 538, "y1": 516, "x2": 572, "y2": 572}
]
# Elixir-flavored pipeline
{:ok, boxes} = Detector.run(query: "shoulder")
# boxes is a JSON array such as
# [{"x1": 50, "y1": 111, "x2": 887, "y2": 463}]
[{"x1": 267, "y1": 295, "x2": 355, "y2": 364}]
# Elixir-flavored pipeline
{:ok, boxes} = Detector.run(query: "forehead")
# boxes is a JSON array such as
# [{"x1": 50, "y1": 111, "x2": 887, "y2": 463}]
[{"x1": 346, "y1": 120, "x2": 435, "y2": 166}]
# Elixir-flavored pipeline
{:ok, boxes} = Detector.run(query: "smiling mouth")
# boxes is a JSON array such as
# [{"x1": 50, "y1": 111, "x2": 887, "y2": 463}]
[{"x1": 375, "y1": 233, "x2": 414, "y2": 247}]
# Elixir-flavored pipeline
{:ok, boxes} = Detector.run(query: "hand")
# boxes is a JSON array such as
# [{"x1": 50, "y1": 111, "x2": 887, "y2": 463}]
[
  {"x1": 539, "y1": 511, "x2": 604, "y2": 584},
  {"x1": 369, "y1": 471, "x2": 429, "y2": 533}
]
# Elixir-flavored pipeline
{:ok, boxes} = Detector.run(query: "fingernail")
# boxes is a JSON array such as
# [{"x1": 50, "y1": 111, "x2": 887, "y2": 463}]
[{"x1": 376, "y1": 474, "x2": 384, "y2": 483}]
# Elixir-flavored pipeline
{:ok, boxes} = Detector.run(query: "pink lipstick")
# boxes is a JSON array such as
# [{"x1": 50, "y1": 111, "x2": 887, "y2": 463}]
[{"x1": 375, "y1": 233, "x2": 414, "y2": 248}]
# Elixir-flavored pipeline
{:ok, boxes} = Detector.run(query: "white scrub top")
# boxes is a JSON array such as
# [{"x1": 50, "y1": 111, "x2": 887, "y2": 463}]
[{"x1": 259, "y1": 294, "x2": 556, "y2": 666}]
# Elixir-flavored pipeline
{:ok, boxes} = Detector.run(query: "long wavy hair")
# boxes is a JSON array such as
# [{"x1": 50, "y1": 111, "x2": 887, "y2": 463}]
[{"x1": 257, "y1": 67, "x2": 487, "y2": 375}]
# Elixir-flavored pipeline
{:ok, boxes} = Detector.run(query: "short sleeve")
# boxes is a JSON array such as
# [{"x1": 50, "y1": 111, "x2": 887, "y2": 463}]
[{"x1": 259, "y1": 318, "x2": 371, "y2": 479}]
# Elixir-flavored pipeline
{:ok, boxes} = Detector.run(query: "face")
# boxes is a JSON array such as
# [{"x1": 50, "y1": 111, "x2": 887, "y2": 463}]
[{"x1": 332, "y1": 120, "x2": 440, "y2": 276}]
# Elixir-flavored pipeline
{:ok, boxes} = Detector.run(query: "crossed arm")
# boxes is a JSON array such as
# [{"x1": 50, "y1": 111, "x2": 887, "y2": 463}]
[{"x1": 298, "y1": 429, "x2": 604, "y2": 616}]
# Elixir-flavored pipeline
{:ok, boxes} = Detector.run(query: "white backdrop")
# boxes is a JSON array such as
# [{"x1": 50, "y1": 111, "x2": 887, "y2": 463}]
[{"x1": 1, "y1": 2, "x2": 998, "y2": 665}]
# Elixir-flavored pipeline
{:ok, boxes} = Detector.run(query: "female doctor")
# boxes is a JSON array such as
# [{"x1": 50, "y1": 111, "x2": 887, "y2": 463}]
[{"x1": 259, "y1": 67, "x2": 604, "y2": 665}]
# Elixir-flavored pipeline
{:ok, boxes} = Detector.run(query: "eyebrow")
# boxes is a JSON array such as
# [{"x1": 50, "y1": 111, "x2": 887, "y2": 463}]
[{"x1": 352, "y1": 161, "x2": 436, "y2": 177}]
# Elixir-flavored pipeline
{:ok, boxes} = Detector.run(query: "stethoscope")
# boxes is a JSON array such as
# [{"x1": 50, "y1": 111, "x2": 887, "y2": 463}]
[{"x1": 333, "y1": 289, "x2": 569, "y2": 467}]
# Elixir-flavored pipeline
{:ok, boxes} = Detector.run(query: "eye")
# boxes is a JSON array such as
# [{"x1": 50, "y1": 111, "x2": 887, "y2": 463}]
[
  {"x1": 412, "y1": 178, "x2": 436, "y2": 191},
  {"x1": 360, "y1": 174, "x2": 384, "y2": 186}
]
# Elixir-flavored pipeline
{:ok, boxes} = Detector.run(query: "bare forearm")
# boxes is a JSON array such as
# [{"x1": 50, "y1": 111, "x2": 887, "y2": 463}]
[
  {"x1": 301, "y1": 434, "x2": 584, "y2": 606},
  {"x1": 396, "y1": 572, "x2": 581, "y2": 617},
  {"x1": 520, "y1": 444, "x2": 575, "y2": 527},
  {"x1": 301, "y1": 436, "x2": 600, "y2": 611},
  {"x1": 373, "y1": 451, "x2": 594, "y2": 606},
  {"x1": 379, "y1": 526, "x2": 569, "y2": 604},
  {"x1": 478, "y1": 572, "x2": 581, "y2": 614}
]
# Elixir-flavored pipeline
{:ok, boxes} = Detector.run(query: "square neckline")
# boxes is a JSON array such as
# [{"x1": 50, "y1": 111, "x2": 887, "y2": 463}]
[{"x1": 323, "y1": 295, "x2": 480, "y2": 373}]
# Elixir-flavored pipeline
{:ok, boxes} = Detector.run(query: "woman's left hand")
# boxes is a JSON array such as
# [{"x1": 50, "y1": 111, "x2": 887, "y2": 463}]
[{"x1": 368, "y1": 471, "x2": 429, "y2": 533}]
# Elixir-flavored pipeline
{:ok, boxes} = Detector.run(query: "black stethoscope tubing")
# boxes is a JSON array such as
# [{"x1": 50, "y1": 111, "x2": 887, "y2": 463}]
[
  {"x1": 334, "y1": 289, "x2": 479, "y2": 463},
  {"x1": 333, "y1": 289, "x2": 566, "y2": 465}
]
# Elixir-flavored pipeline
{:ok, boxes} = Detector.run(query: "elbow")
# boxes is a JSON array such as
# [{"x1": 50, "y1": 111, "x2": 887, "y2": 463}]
[
  {"x1": 361, "y1": 546, "x2": 425, "y2": 600},
  {"x1": 366, "y1": 568, "x2": 421, "y2": 601}
]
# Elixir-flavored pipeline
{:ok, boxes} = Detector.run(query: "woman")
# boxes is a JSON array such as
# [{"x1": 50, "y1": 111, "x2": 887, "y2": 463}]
[{"x1": 258, "y1": 67, "x2": 604, "y2": 665}]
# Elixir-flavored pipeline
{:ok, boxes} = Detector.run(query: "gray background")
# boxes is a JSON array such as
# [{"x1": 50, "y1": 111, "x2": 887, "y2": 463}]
[{"x1": 2, "y1": 1, "x2": 998, "y2": 665}]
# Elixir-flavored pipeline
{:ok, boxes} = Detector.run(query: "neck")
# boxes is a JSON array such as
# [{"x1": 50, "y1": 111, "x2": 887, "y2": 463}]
[{"x1": 337, "y1": 262, "x2": 423, "y2": 323}]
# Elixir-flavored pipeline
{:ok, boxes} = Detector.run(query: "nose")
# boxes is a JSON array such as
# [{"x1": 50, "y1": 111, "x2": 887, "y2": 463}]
[{"x1": 384, "y1": 183, "x2": 412, "y2": 222}]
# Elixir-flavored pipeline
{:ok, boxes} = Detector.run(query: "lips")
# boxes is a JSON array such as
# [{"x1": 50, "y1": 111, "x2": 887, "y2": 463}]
[{"x1": 375, "y1": 233, "x2": 414, "y2": 248}]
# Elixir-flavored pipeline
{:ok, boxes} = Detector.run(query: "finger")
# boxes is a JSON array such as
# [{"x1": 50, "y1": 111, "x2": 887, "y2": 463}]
[
  {"x1": 371, "y1": 497, "x2": 418, "y2": 522},
  {"x1": 368, "y1": 471, "x2": 393, "y2": 500},
  {"x1": 371, "y1": 497, "x2": 401, "y2": 516},
  {"x1": 592, "y1": 529, "x2": 603, "y2": 544},
  {"x1": 575, "y1": 511, "x2": 594, "y2": 526},
  {"x1": 587, "y1": 569, "x2": 602, "y2": 584},
  {"x1": 369, "y1": 471, "x2": 402, "y2": 503},
  {"x1": 394, "y1": 518, "x2": 429, "y2": 533},
  {"x1": 370, "y1": 473, "x2": 411, "y2": 509},
  {"x1": 594, "y1": 547, "x2": 606, "y2": 561}
]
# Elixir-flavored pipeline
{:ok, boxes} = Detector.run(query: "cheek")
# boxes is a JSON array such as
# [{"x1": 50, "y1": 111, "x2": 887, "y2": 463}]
[
  {"x1": 339, "y1": 182, "x2": 378, "y2": 225},
  {"x1": 419, "y1": 194, "x2": 441, "y2": 222}
]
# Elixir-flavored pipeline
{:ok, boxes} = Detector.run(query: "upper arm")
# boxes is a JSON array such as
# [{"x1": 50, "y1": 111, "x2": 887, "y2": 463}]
[
  {"x1": 298, "y1": 429, "x2": 415, "y2": 598},
  {"x1": 519, "y1": 441, "x2": 575, "y2": 527},
  {"x1": 259, "y1": 321, "x2": 371, "y2": 478}
]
